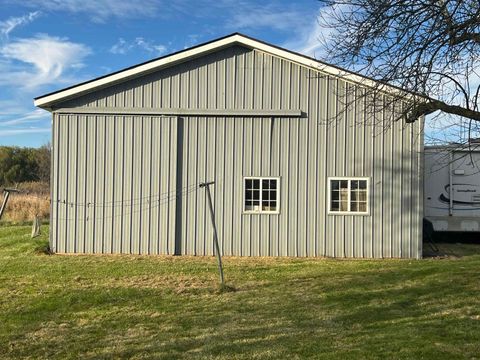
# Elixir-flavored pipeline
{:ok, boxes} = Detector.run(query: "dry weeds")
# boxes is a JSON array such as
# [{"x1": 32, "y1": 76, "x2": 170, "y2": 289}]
[{"x1": 1, "y1": 182, "x2": 50, "y2": 222}]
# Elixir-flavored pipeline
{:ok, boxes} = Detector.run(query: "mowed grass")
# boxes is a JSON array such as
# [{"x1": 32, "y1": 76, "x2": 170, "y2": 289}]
[{"x1": 1, "y1": 226, "x2": 480, "y2": 359}]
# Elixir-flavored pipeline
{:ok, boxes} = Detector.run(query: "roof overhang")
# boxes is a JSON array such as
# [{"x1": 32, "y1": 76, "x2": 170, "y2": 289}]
[{"x1": 34, "y1": 33, "x2": 417, "y2": 110}]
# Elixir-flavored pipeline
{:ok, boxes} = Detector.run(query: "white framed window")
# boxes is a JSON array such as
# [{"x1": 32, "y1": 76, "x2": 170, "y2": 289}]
[
  {"x1": 244, "y1": 177, "x2": 280, "y2": 214},
  {"x1": 328, "y1": 177, "x2": 369, "y2": 215}
]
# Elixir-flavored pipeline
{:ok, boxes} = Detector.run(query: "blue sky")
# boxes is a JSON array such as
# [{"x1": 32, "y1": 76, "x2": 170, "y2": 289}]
[{"x1": 0, "y1": 0, "x2": 325, "y2": 147}]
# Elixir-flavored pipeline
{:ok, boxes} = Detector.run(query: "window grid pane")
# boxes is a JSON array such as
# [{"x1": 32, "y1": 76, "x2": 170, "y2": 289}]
[
  {"x1": 245, "y1": 178, "x2": 278, "y2": 213},
  {"x1": 330, "y1": 179, "x2": 368, "y2": 214}
]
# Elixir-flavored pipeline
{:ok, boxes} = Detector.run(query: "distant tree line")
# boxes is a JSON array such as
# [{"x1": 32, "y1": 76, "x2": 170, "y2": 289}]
[{"x1": 0, "y1": 145, "x2": 50, "y2": 186}]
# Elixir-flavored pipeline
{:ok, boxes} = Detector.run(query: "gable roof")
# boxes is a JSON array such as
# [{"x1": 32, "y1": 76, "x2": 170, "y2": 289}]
[{"x1": 34, "y1": 33, "x2": 410, "y2": 109}]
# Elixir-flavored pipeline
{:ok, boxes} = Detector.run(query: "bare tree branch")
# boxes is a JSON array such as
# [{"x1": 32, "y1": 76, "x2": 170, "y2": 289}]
[{"x1": 318, "y1": 0, "x2": 480, "y2": 134}]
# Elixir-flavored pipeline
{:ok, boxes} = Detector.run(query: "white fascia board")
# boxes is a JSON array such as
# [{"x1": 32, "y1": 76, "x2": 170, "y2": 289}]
[{"x1": 34, "y1": 34, "x2": 414, "y2": 109}]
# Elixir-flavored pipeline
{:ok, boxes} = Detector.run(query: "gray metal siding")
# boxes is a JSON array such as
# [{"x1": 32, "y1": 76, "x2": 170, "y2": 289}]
[
  {"x1": 51, "y1": 45, "x2": 423, "y2": 258},
  {"x1": 51, "y1": 115, "x2": 178, "y2": 254}
]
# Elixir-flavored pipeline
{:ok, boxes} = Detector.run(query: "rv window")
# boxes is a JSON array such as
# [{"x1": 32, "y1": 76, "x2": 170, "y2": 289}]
[
  {"x1": 329, "y1": 178, "x2": 369, "y2": 215},
  {"x1": 244, "y1": 177, "x2": 279, "y2": 214}
]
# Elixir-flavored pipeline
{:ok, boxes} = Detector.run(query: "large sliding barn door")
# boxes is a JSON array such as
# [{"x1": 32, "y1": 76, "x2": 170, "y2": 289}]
[{"x1": 51, "y1": 114, "x2": 178, "y2": 255}]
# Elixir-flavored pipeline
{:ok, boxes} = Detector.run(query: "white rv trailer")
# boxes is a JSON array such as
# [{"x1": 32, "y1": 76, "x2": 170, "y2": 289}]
[{"x1": 425, "y1": 145, "x2": 480, "y2": 232}]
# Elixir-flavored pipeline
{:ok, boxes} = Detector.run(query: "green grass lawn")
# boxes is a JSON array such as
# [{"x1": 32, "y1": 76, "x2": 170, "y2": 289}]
[{"x1": 1, "y1": 226, "x2": 479, "y2": 359}]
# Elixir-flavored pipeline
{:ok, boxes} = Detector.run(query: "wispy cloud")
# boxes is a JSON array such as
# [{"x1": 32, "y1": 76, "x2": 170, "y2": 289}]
[
  {"x1": 0, "y1": 11, "x2": 41, "y2": 38},
  {"x1": 282, "y1": 16, "x2": 324, "y2": 58},
  {"x1": 282, "y1": 5, "x2": 345, "y2": 59},
  {"x1": 0, "y1": 127, "x2": 51, "y2": 136},
  {"x1": 17, "y1": 0, "x2": 161, "y2": 22},
  {"x1": 0, "y1": 109, "x2": 50, "y2": 126},
  {"x1": 110, "y1": 37, "x2": 167, "y2": 56},
  {"x1": 0, "y1": 34, "x2": 91, "y2": 88},
  {"x1": 228, "y1": 6, "x2": 305, "y2": 32}
]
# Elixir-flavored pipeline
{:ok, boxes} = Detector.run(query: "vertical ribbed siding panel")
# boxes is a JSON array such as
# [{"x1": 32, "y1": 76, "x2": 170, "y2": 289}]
[
  {"x1": 233, "y1": 117, "x2": 244, "y2": 255},
  {"x1": 66, "y1": 114, "x2": 76, "y2": 253},
  {"x1": 56, "y1": 115, "x2": 68, "y2": 253},
  {"x1": 180, "y1": 117, "x2": 190, "y2": 255},
  {"x1": 103, "y1": 116, "x2": 114, "y2": 253},
  {"x1": 372, "y1": 97, "x2": 382, "y2": 258},
  {"x1": 51, "y1": 114, "x2": 60, "y2": 252},
  {"x1": 308, "y1": 74, "x2": 318, "y2": 257},
  {"x1": 167, "y1": 116, "x2": 178, "y2": 255},
  {"x1": 112, "y1": 116, "x2": 124, "y2": 254},
  {"x1": 279, "y1": 115, "x2": 290, "y2": 256},
  {"x1": 288, "y1": 119, "x2": 299, "y2": 256},
  {"x1": 131, "y1": 115, "x2": 142, "y2": 255},
  {"x1": 391, "y1": 104, "x2": 402, "y2": 258},
  {"x1": 410, "y1": 119, "x2": 422, "y2": 259},
  {"x1": 402, "y1": 106, "x2": 412, "y2": 258},
  {"x1": 250, "y1": 118, "x2": 260, "y2": 256},
  {"x1": 215, "y1": 117, "x2": 226, "y2": 255},
  {"x1": 243, "y1": 117, "x2": 253, "y2": 256},
  {"x1": 152, "y1": 117, "x2": 163, "y2": 254},
  {"x1": 298, "y1": 67, "x2": 309, "y2": 257},
  {"x1": 160, "y1": 117, "x2": 170, "y2": 254},
  {"x1": 94, "y1": 115, "x2": 105, "y2": 253},
  {"x1": 205, "y1": 117, "x2": 216, "y2": 255},
  {"x1": 83, "y1": 115, "x2": 93, "y2": 253},
  {"x1": 75, "y1": 115, "x2": 86, "y2": 253},
  {"x1": 354, "y1": 87, "x2": 366, "y2": 258},
  {"x1": 197, "y1": 117, "x2": 207, "y2": 256},
  {"x1": 186, "y1": 117, "x2": 198, "y2": 254},
  {"x1": 198, "y1": 62, "x2": 207, "y2": 108},
  {"x1": 318, "y1": 77, "x2": 328, "y2": 257},
  {"x1": 416, "y1": 119, "x2": 424, "y2": 258},
  {"x1": 383, "y1": 97, "x2": 393, "y2": 258},
  {"x1": 363, "y1": 92, "x2": 373, "y2": 258},
  {"x1": 122, "y1": 116, "x2": 133, "y2": 254},
  {"x1": 140, "y1": 116, "x2": 151, "y2": 254},
  {"x1": 325, "y1": 77, "x2": 336, "y2": 257},
  {"x1": 344, "y1": 83, "x2": 355, "y2": 258},
  {"x1": 335, "y1": 80, "x2": 346, "y2": 258},
  {"x1": 260, "y1": 119, "x2": 271, "y2": 256},
  {"x1": 223, "y1": 117, "x2": 234, "y2": 255},
  {"x1": 275, "y1": 121, "x2": 283, "y2": 256}
]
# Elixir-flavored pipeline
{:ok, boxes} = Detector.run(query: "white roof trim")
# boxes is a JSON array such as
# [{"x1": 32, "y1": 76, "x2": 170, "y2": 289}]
[{"x1": 34, "y1": 33, "x2": 411, "y2": 109}]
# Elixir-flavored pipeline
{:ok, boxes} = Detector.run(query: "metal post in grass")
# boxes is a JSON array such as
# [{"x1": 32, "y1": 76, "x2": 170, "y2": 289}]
[{"x1": 199, "y1": 181, "x2": 225, "y2": 286}]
